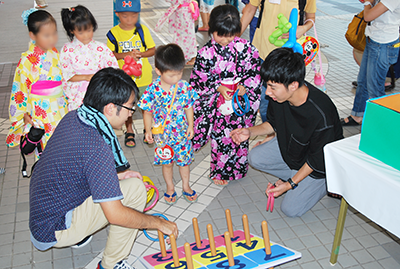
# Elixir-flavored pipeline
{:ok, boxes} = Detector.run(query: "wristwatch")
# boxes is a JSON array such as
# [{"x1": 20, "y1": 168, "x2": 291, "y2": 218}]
[
  {"x1": 363, "y1": 1, "x2": 372, "y2": 6},
  {"x1": 287, "y1": 178, "x2": 298, "y2": 190}
]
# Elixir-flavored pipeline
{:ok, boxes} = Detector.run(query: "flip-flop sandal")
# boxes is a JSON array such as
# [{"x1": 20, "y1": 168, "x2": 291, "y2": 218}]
[
  {"x1": 182, "y1": 190, "x2": 198, "y2": 203},
  {"x1": 143, "y1": 129, "x2": 153, "y2": 144},
  {"x1": 208, "y1": 177, "x2": 229, "y2": 186},
  {"x1": 164, "y1": 191, "x2": 177, "y2": 205},
  {"x1": 340, "y1": 116, "x2": 360, "y2": 126},
  {"x1": 327, "y1": 192, "x2": 342, "y2": 199},
  {"x1": 125, "y1": 132, "x2": 136, "y2": 148}
]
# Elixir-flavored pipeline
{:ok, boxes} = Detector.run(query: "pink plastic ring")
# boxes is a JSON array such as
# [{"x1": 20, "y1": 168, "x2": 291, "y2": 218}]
[{"x1": 144, "y1": 185, "x2": 159, "y2": 212}]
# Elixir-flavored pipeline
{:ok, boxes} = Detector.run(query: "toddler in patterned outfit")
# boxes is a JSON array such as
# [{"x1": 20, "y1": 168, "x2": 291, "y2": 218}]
[
  {"x1": 138, "y1": 44, "x2": 199, "y2": 205},
  {"x1": 60, "y1": 5, "x2": 118, "y2": 111}
]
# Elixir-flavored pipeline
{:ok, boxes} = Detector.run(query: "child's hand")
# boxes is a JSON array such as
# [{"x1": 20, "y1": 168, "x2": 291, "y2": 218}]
[
  {"x1": 128, "y1": 50, "x2": 141, "y2": 62},
  {"x1": 217, "y1": 85, "x2": 234, "y2": 101},
  {"x1": 23, "y1": 113, "x2": 34, "y2": 126},
  {"x1": 187, "y1": 126, "x2": 194, "y2": 140},
  {"x1": 237, "y1": 85, "x2": 246, "y2": 96},
  {"x1": 145, "y1": 132, "x2": 154, "y2": 144}
]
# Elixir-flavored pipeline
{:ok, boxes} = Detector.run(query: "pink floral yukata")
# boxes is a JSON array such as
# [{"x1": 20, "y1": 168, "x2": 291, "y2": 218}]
[
  {"x1": 60, "y1": 39, "x2": 118, "y2": 110},
  {"x1": 190, "y1": 37, "x2": 261, "y2": 181},
  {"x1": 155, "y1": 0, "x2": 197, "y2": 61}
]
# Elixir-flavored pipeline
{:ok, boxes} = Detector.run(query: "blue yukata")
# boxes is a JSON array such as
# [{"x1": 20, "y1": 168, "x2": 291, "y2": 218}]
[{"x1": 138, "y1": 78, "x2": 199, "y2": 166}]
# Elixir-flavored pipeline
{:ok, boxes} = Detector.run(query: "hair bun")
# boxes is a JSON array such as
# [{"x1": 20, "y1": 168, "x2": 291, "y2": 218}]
[{"x1": 21, "y1": 8, "x2": 38, "y2": 26}]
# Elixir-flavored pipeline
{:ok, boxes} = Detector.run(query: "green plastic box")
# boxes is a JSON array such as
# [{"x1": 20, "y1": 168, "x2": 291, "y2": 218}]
[{"x1": 359, "y1": 93, "x2": 400, "y2": 171}]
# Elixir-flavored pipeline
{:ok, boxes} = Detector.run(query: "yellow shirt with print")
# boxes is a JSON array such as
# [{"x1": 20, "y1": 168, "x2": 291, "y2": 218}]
[
  {"x1": 250, "y1": 0, "x2": 317, "y2": 60},
  {"x1": 107, "y1": 24, "x2": 156, "y2": 88}
]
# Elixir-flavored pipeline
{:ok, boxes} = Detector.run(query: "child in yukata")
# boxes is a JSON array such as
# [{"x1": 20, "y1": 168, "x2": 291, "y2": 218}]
[
  {"x1": 6, "y1": 9, "x2": 68, "y2": 153},
  {"x1": 155, "y1": 0, "x2": 199, "y2": 65},
  {"x1": 190, "y1": 4, "x2": 261, "y2": 186},
  {"x1": 138, "y1": 44, "x2": 199, "y2": 205},
  {"x1": 60, "y1": 5, "x2": 118, "y2": 111}
]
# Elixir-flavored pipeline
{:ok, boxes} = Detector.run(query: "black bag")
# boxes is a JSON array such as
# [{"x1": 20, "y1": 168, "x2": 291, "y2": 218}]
[{"x1": 20, "y1": 126, "x2": 45, "y2": 178}]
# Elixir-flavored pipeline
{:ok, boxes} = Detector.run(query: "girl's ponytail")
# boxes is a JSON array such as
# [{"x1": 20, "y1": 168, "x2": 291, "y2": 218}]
[
  {"x1": 61, "y1": 5, "x2": 98, "y2": 42},
  {"x1": 61, "y1": 7, "x2": 74, "y2": 41}
]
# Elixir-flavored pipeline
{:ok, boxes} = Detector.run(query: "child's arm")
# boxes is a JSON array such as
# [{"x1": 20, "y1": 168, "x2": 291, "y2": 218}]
[
  {"x1": 67, "y1": 74, "x2": 94, "y2": 82},
  {"x1": 185, "y1": 107, "x2": 194, "y2": 140},
  {"x1": 143, "y1": 110, "x2": 154, "y2": 144},
  {"x1": 138, "y1": 47, "x2": 156, "y2": 59},
  {"x1": 112, "y1": 51, "x2": 138, "y2": 61}
]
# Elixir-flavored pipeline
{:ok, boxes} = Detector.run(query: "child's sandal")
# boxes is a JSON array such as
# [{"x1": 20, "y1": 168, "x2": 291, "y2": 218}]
[
  {"x1": 164, "y1": 191, "x2": 177, "y2": 205},
  {"x1": 182, "y1": 190, "x2": 198, "y2": 203}
]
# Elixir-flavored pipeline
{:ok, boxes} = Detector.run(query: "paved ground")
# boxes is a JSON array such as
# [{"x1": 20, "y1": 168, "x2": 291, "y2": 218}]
[{"x1": 0, "y1": 0, "x2": 400, "y2": 268}]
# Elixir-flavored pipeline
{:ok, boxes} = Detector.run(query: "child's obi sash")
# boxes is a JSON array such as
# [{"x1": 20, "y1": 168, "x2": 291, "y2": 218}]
[
  {"x1": 179, "y1": 1, "x2": 199, "y2": 20},
  {"x1": 76, "y1": 69, "x2": 94, "y2": 94},
  {"x1": 31, "y1": 81, "x2": 63, "y2": 98}
]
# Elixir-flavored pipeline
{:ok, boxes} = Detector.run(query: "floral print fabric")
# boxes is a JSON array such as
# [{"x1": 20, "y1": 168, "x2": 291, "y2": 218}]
[
  {"x1": 190, "y1": 37, "x2": 261, "y2": 181},
  {"x1": 6, "y1": 42, "x2": 68, "y2": 151},
  {"x1": 60, "y1": 39, "x2": 118, "y2": 111},
  {"x1": 138, "y1": 78, "x2": 199, "y2": 166},
  {"x1": 155, "y1": 0, "x2": 197, "y2": 61}
]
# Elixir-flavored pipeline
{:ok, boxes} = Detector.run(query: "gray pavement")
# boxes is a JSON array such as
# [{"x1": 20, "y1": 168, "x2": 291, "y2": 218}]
[{"x1": 0, "y1": 0, "x2": 400, "y2": 268}]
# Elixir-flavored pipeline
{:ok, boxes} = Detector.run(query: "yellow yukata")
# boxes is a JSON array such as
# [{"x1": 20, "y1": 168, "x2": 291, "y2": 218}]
[{"x1": 6, "y1": 42, "x2": 68, "y2": 151}]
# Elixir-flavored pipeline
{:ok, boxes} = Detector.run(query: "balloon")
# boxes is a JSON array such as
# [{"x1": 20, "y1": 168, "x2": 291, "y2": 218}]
[
  {"x1": 124, "y1": 55, "x2": 132, "y2": 64},
  {"x1": 122, "y1": 55, "x2": 142, "y2": 77}
]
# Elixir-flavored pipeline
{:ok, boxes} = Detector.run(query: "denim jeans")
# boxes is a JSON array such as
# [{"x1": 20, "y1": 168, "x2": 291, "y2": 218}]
[
  {"x1": 249, "y1": 16, "x2": 258, "y2": 43},
  {"x1": 259, "y1": 57, "x2": 269, "y2": 122},
  {"x1": 351, "y1": 38, "x2": 399, "y2": 117}
]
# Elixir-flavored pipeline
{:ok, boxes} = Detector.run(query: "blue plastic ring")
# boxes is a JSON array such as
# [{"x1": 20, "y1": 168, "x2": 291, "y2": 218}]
[
  {"x1": 232, "y1": 91, "x2": 250, "y2": 117},
  {"x1": 143, "y1": 213, "x2": 169, "y2": 241}
]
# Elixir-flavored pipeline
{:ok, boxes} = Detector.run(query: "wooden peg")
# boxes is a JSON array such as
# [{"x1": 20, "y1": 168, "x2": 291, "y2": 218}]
[
  {"x1": 242, "y1": 214, "x2": 251, "y2": 246},
  {"x1": 261, "y1": 221, "x2": 272, "y2": 255},
  {"x1": 224, "y1": 231, "x2": 235, "y2": 267},
  {"x1": 158, "y1": 230, "x2": 167, "y2": 257},
  {"x1": 184, "y1": 242, "x2": 194, "y2": 269},
  {"x1": 192, "y1": 217, "x2": 202, "y2": 248},
  {"x1": 207, "y1": 224, "x2": 217, "y2": 256},
  {"x1": 170, "y1": 234, "x2": 180, "y2": 267},
  {"x1": 225, "y1": 209, "x2": 234, "y2": 239}
]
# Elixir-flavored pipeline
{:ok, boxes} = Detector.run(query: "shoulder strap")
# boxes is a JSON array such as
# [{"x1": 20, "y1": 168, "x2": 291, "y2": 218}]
[
  {"x1": 298, "y1": 0, "x2": 307, "y2": 25},
  {"x1": 134, "y1": 23, "x2": 147, "y2": 50},
  {"x1": 161, "y1": 84, "x2": 178, "y2": 130},
  {"x1": 256, "y1": 0, "x2": 266, "y2": 29},
  {"x1": 106, "y1": 30, "x2": 119, "y2": 53}
]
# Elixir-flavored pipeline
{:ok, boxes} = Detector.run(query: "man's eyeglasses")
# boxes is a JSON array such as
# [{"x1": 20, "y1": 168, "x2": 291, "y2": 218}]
[{"x1": 114, "y1": 103, "x2": 136, "y2": 113}]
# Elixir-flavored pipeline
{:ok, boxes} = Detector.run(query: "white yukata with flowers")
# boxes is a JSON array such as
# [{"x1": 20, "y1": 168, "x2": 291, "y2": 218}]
[
  {"x1": 155, "y1": 0, "x2": 197, "y2": 61},
  {"x1": 60, "y1": 39, "x2": 119, "y2": 110}
]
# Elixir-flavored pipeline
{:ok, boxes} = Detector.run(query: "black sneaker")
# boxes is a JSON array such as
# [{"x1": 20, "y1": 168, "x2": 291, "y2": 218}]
[{"x1": 71, "y1": 235, "x2": 92, "y2": 249}]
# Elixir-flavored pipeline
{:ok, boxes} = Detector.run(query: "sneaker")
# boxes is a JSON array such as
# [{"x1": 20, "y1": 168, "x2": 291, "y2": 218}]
[
  {"x1": 71, "y1": 235, "x2": 92, "y2": 249},
  {"x1": 97, "y1": 260, "x2": 133, "y2": 269}
]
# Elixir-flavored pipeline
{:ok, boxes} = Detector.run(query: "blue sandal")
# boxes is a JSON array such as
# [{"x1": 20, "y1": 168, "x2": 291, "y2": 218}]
[
  {"x1": 182, "y1": 190, "x2": 198, "y2": 203},
  {"x1": 164, "y1": 191, "x2": 177, "y2": 205}
]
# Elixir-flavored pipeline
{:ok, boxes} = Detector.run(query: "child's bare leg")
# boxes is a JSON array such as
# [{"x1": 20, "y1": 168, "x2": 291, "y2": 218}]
[
  {"x1": 163, "y1": 163, "x2": 176, "y2": 203},
  {"x1": 180, "y1": 165, "x2": 197, "y2": 201}
]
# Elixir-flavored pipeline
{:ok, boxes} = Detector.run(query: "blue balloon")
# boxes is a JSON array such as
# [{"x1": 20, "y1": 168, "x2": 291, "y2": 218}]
[{"x1": 282, "y1": 8, "x2": 304, "y2": 54}]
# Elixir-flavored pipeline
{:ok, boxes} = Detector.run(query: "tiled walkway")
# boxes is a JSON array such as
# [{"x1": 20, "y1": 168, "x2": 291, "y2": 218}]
[{"x1": 0, "y1": 0, "x2": 400, "y2": 268}]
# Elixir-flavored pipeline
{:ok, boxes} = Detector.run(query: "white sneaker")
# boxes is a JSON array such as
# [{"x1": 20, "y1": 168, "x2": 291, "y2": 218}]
[
  {"x1": 114, "y1": 260, "x2": 134, "y2": 269},
  {"x1": 98, "y1": 260, "x2": 134, "y2": 269}
]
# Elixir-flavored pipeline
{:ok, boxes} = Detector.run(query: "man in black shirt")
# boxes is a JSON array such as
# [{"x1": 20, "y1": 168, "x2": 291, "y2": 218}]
[{"x1": 231, "y1": 48, "x2": 343, "y2": 217}]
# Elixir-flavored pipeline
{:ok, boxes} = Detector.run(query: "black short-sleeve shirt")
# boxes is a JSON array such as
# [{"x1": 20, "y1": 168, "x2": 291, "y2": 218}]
[{"x1": 267, "y1": 82, "x2": 343, "y2": 178}]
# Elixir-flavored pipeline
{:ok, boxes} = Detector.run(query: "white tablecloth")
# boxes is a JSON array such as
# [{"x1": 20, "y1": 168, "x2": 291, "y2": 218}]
[{"x1": 324, "y1": 134, "x2": 400, "y2": 238}]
